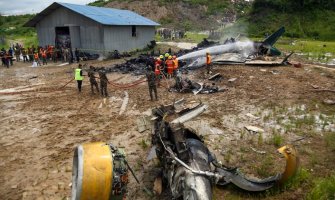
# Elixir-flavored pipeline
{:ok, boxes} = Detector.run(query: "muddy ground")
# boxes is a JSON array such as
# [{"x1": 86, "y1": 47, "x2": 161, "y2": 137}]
[{"x1": 0, "y1": 58, "x2": 334, "y2": 200}]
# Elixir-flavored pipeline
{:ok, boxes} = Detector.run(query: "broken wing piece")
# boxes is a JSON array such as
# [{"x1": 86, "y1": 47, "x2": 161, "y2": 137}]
[
  {"x1": 216, "y1": 168, "x2": 279, "y2": 191},
  {"x1": 215, "y1": 144, "x2": 299, "y2": 191}
]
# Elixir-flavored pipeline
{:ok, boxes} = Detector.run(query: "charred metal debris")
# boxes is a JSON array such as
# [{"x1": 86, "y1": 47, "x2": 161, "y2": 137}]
[{"x1": 150, "y1": 101, "x2": 299, "y2": 200}]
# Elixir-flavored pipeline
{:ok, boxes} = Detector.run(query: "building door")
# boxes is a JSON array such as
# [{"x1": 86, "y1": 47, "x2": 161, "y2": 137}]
[
  {"x1": 69, "y1": 26, "x2": 81, "y2": 49},
  {"x1": 55, "y1": 27, "x2": 71, "y2": 49}
]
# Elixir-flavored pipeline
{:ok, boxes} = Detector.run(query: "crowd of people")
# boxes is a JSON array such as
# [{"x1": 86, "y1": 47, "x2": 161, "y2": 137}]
[
  {"x1": 0, "y1": 43, "x2": 81, "y2": 68},
  {"x1": 146, "y1": 51, "x2": 212, "y2": 101}
]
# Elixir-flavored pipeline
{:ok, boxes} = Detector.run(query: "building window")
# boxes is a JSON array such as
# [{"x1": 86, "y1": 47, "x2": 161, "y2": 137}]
[{"x1": 132, "y1": 25, "x2": 136, "y2": 37}]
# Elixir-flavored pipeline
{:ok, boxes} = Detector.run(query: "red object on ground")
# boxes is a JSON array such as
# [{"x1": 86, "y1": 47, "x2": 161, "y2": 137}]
[{"x1": 293, "y1": 63, "x2": 302, "y2": 68}]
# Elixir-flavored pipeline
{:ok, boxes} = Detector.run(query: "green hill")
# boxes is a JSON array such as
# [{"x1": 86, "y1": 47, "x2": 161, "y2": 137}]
[
  {"x1": 1, "y1": 0, "x2": 335, "y2": 48},
  {"x1": 0, "y1": 14, "x2": 37, "y2": 48},
  {"x1": 246, "y1": 0, "x2": 335, "y2": 40}
]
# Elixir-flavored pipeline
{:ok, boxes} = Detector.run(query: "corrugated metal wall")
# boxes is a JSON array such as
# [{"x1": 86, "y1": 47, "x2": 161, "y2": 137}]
[
  {"x1": 35, "y1": 7, "x2": 155, "y2": 55},
  {"x1": 36, "y1": 7, "x2": 104, "y2": 53},
  {"x1": 103, "y1": 26, "x2": 155, "y2": 53}
]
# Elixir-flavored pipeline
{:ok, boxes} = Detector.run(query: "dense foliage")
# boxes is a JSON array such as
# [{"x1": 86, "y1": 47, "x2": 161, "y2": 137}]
[
  {"x1": 2, "y1": 0, "x2": 335, "y2": 47},
  {"x1": 0, "y1": 14, "x2": 37, "y2": 47},
  {"x1": 248, "y1": 0, "x2": 335, "y2": 40},
  {"x1": 0, "y1": 14, "x2": 35, "y2": 36}
]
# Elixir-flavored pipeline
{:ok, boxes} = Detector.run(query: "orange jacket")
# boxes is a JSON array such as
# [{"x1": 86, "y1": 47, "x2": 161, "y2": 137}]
[
  {"x1": 173, "y1": 58, "x2": 179, "y2": 70},
  {"x1": 206, "y1": 54, "x2": 211, "y2": 65},
  {"x1": 42, "y1": 51, "x2": 47, "y2": 58},
  {"x1": 155, "y1": 65, "x2": 160, "y2": 75},
  {"x1": 34, "y1": 53, "x2": 39, "y2": 59},
  {"x1": 155, "y1": 59, "x2": 162, "y2": 67},
  {"x1": 165, "y1": 59, "x2": 174, "y2": 74}
]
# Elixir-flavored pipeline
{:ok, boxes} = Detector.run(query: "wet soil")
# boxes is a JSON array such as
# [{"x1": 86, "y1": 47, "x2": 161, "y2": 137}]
[{"x1": 0, "y1": 59, "x2": 334, "y2": 200}]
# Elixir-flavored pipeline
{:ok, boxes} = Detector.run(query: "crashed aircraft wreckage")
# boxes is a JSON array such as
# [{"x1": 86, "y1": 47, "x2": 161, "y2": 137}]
[
  {"x1": 71, "y1": 101, "x2": 299, "y2": 200},
  {"x1": 170, "y1": 72, "x2": 226, "y2": 94},
  {"x1": 178, "y1": 27, "x2": 293, "y2": 68}
]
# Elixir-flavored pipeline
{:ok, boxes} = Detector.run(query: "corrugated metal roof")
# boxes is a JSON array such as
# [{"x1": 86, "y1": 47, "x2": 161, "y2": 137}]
[{"x1": 24, "y1": 2, "x2": 160, "y2": 27}]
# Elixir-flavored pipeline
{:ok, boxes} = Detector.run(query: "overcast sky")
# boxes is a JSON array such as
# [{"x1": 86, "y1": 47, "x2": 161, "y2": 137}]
[{"x1": 0, "y1": 0, "x2": 95, "y2": 15}]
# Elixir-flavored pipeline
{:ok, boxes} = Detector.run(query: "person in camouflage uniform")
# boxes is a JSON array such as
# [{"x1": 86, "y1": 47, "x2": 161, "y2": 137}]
[
  {"x1": 98, "y1": 67, "x2": 109, "y2": 97},
  {"x1": 14, "y1": 47, "x2": 20, "y2": 62},
  {"x1": 88, "y1": 65, "x2": 99, "y2": 94},
  {"x1": 146, "y1": 66, "x2": 158, "y2": 101}
]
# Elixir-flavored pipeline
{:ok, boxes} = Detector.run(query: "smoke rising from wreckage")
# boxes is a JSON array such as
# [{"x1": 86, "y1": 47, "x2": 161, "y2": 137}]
[{"x1": 178, "y1": 27, "x2": 290, "y2": 68}]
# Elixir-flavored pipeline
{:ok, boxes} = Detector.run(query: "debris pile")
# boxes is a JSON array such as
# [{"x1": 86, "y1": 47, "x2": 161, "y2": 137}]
[
  {"x1": 108, "y1": 55, "x2": 154, "y2": 75},
  {"x1": 78, "y1": 51, "x2": 99, "y2": 61},
  {"x1": 169, "y1": 73, "x2": 226, "y2": 94}
]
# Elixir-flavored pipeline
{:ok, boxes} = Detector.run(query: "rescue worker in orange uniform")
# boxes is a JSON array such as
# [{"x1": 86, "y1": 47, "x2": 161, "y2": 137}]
[
  {"x1": 34, "y1": 52, "x2": 41, "y2": 66},
  {"x1": 41, "y1": 50, "x2": 47, "y2": 65},
  {"x1": 154, "y1": 57, "x2": 162, "y2": 86},
  {"x1": 206, "y1": 52, "x2": 212, "y2": 74},
  {"x1": 165, "y1": 55, "x2": 175, "y2": 79},
  {"x1": 172, "y1": 55, "x2": 179, "y2": 75}
]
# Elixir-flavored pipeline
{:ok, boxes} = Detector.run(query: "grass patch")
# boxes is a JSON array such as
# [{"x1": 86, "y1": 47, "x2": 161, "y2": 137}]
[
  {"x1": 271, "y1": 132, "x2": 283, "y2": 147},
  {"x1": 325, "y1": 132, "x2": 335, "y2": 152},
  {"x1": 282, "y1": 168, "x2": 311, "y2": 190},
  {"x1": 224, "y1": 149, "x2": 233, "y2": 164},
  {"x1": 182, "y1": 32, "x2": 208, "y2": 43},
  {"x1": 256, "y1": 155, "x2": 274, "y2": 178},
  {"x1": 138, "y1": 138, "x2": 149, "y2": 149},
  {"x1": 307, "y1": 173, "x2": 335, "y2": 200},
  {"x1": 257, "y1": 133, "x2": 263, "y2": 146}
]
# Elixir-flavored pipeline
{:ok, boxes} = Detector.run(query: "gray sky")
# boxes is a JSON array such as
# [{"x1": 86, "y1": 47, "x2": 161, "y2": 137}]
[{"x1": 0, "y1": 0, "x2": 95, "y2": 15}]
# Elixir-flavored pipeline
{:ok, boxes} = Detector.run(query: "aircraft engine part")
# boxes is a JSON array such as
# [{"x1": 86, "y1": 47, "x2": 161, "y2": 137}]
[
  {"x1": 151, "y1": 101, "x2": 299, "y2": 200},
  {"x1": 71, "y1": 142, "x2": 128, "y2": 200},
  {"x1": 182, "y1": 139, "x2": 212, "y2": 200}
]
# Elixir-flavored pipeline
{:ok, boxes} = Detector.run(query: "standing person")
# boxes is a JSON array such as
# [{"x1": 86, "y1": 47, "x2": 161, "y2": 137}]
[
  {"x1": 22, "y1": 48, "x2": 28, "y2": 62},
  {"x1": 154, "y1": 57, "x2": 162, "y2": 86},
  {"x1": 206, "y1": 52, "x2": 212, "y2": 74},
  {"x1": 88, "y1": 66, "x2": 99, "y2": 94},
  {"x1": 4, "y1": 51, "x2": 10, "y2": 68},
  {"x1": 14, "y1": 47, "x2": 20, "y2": 62},
  {"x1": 165, "y1": 56, "x2": 175, "y2": 79},
  {"x1": 62, "y1": 47, "x2": 68, "y2": 62},
  {"x1": 41, "y1": 50, "x2": 47, "y2": 65},
  {"x1": 75, "y1": 48, "x2": 80, "y2": 63},
  {"x1": 0, "y1": 48, "x2": 5, "y2": 66},
  {"x1": 69, "y1": 48, "x2": 73, "y2": 64},
  {"x1": 146, "y1": 66, "x2": 158, "y2": 101},
  {"x1": 52, "y1": 47, "x2": 58, "y2": 63},
  {"x1": 34, "y1": 52, "x2": 41, "y2": 66},
  {"x1": 8, "y1": 47, "x2": 13, "y2": 66},
  {"x1": 28, "y1": 47, "x2": 34, "y2": 62},
  {"x1": 172, "y1": 55, "x2": 179, "y2": 75},
  {"x1": 75, "y1": 64, "x2": 84, "y2": 92},
  {"x1": 98, "y1": 67, "x2": 109, "y2": 97}
]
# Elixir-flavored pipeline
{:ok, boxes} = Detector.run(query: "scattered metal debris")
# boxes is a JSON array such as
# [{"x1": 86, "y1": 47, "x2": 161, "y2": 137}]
[
  {"x1": 244, "y1": 125, "x2": 265, "y2": 133},
  {"x1": 271, "y1": 70, "x2": 280, "y2": 75},
  {"x1": 323, "y1": 99, "x2": 335, "y2": 105},
  {"x1": 245, "y1": 113, "x2": 260, "y2": 120},
  {"x1": 208, "y1": 73, "x2": 223, "y2": 81},
  {"x1": 108, "y1": 55, "x2": 154, "y2": 75},
  {"x1": 228, "y1": 78, "x2": 237, "y2": 83},
  {"x1": 136, "y1": 116, "x2": 151, "y2": 133},
  {"x1": 251, "y1": 147, "x2": 266, "y2": 154},
  {"x1": 150, "y1": 101, "x2": 299, "y2": 199},
  {"x1": 170, "y1": 74, "x2": 226, "y2": 94},
  {"x1": 119, "y1": 91, "x2": 129, "y2": 115}
]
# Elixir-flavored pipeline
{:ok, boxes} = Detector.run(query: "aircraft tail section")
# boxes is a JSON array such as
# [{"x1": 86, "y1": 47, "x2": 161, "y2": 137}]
[{"x1": 263, "y1": 27, "x2": 285, "y2": 46}]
